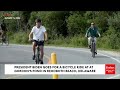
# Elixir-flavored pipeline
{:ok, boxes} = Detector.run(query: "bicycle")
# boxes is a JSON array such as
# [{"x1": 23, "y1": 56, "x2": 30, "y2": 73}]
[
  {"x1": 0, "y1": 32, "x2": 9, "y2": 46},
  {"x1": 90, "y1": 37, "x2": 96, "y2": 58},
  {"x1": 30, "y1": 39, "x2": 44, "y2": 64}
]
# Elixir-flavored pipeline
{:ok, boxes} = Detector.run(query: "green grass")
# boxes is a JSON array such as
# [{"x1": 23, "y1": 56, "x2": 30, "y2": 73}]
[
  {"x1": 8, "y1": 31, "x2": 31, "y2": 44},
  {"x1": 8, "y1": 31, "x2": 120, "y2": 52}
]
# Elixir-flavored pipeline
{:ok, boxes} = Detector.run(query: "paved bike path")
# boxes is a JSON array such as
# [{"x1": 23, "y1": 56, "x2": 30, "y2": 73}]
[{"x1": 0, "y1": 44, "x2": 120, "y2": 79}]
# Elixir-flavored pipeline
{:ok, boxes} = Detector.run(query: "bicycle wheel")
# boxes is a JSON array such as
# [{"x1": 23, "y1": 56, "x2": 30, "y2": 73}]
[
  {"x1": 38, "y1": 46, "x2": 41, "y2": 64},
  {"x1": 1, "y1": 36, "x2": 9, "y2": 46},
  {"x1": 92, "y1": 42, "x2": 95, "y2": 58},
  {"x1": 36, "y1": 47, "x2": 40, "y2": 64},
  {"x1": 0, "y1": 38, "x2": 3, "y2": 45},
  {"x1": 35, "y1": 55, "x2": 39, "y2": 64},
  {"x1": 5, "y1": 36, "x2": 9, "y2": 46},
  {"x1": 0, "y1": 38, "x2": 4, "y2": 45},
  {"x1": 38, "y1": 55, "x2": 40, "y2": 64}
]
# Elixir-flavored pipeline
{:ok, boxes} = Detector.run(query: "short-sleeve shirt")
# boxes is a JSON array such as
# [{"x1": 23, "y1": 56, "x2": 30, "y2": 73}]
[{"x1": 31, "y1": 26, "x2": 46, "y2": 41}]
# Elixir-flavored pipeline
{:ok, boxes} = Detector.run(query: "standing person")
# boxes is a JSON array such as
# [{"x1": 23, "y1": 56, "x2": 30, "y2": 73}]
[
  {"x1": 29, "y1": 18, "x2": 48, "y2": 64},
  {"x1": 85, "y1": 22, "x2": 100, "y2": 54}
]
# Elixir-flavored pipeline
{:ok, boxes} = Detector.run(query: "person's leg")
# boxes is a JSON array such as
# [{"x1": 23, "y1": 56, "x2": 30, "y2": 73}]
[
  {"x1": 1, "y1": 31, "x2": 4, "y2": 39},
  {"x1": 4, "y1": 31, "x2": 6, "y2": 38},
  {"x1": 39, "y1": 41, "x2": 44, "y2": 64},
  {"x1": 0, "y1": 30, "x2": 2, "y2": 38},
  {"x1": 1, "y1": 31, "x2": 6, "y2": 42},
  {"x1": 40, "y1": 46, "x2": 44, "y2": 61},
  {"x1": 3, "y1": 31, "x2": 6, "y2": 42},
  {"x1": 94, "y1": 37, "x2": 97, "y2": 54},
  {"x1": 32, "y1": 41, "x2": 36, "y2": 60},
  {"x1": 88, "y1": 37, "x2": 91, "y2": 48}
]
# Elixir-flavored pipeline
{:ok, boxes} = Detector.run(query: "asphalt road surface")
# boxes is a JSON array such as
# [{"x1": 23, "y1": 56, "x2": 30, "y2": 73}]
[{"x1": 0, "y1": 44, "x2": 120, "y2": 79}]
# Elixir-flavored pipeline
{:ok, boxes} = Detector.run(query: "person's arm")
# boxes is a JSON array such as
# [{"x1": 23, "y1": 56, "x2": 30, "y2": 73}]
[
  {"x1": 96, "y1": 27, "x2": 100, "y2": 37},
  {"x1": 6, "y1": 26, "x2": 8, "y2": 31},
  {"x1": 5, "y1": 23, "x2": 7, "y2": 31},
  {"x1": 43, "y1": 26, "x2": 48, "y2": 41},
  {"x1": 1, "y1": 31, "x2": 3, "y2": 36},
  {"x1": 44, "y1": 31, "x2": 48, "y2": 41},
  {"x1": 85, "y1": 28, "x2": 90, "y2": 37},
  {"x1": 29, "y1": 27, "x2": 34, "y2": 41},
  {"x1": 29, "y1": 32, "x2": 33, "y2": 41},
  {"x1": 97, "y1": 30, "x2": 100, "y2": 37},
  {"x1": 0, "y1": 25, "x2": 1, "y2": 30}
]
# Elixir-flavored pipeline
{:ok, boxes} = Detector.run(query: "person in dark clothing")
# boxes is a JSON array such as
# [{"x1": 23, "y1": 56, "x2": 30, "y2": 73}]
[{"x1": 0, "y1": 20, "x2": 7, "y2": 40}]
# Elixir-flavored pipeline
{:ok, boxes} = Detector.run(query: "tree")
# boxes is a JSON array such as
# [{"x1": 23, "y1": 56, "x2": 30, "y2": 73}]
[
  {"x1": 20, "y1": 11, "x2": 32, "y2": 31},
  {"x1": 66, "y1": 12, "x2": 87, "y2": 36}
]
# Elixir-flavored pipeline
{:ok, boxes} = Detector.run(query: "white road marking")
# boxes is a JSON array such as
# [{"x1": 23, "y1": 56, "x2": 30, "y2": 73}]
[
  {"x1": 2, "y1": 45, "x2": 120, "y2": 79},
  {"x1": 44, "y1": 47, "x2": 120, "y2": 79},
  {"x1": 5, "y1": 75, "x2": 23, "y2": 79},
  {"x1": 45, "y1": 46, "x2": 120, "y2": 63},
  {"x1": 3, "y1": 47, "x2": 50, "y2": 79},
  {"x1": 106, "y1": 74, "x2": 120, "y2": 79}
]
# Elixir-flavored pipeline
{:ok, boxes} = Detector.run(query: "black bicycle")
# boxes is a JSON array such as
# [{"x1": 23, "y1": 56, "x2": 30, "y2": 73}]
[
  {"x1": 30, "y1": 39, "x2": 43, "y2": 64},
  {"x1": 90, "y1": 37, "x2": 96, "y2": 58},
  {"x1": 0, "y1": 33, "x2": 9, "y2": 46}
]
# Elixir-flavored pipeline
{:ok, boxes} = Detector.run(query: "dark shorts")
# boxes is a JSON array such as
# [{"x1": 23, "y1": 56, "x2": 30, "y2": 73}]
[{"x1": 33, "y1": 40, "x2": 44, "y2": 46}]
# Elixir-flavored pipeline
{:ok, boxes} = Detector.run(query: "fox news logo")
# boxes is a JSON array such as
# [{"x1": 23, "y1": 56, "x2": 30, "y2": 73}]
[{"x1": 3, "y1": 13, "x2": 20, "y2": 19}]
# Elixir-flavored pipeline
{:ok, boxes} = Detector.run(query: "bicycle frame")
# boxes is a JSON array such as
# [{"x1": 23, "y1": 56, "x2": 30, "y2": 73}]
[
  {"x1": 30, "y1": 39, "x2": 45, "y2": 64},
  {"x1": 91, "y1": 37, "x2": 96, "y2": 58},
  {"x1": 35, "y1": 39, "x2": 45, "y2": 64},
  {"x1": 1, "y1": 31, "x2": 9, "y2": 45},
  {"x1": 35, "y1": 43, "x2": 41, "y2": 64}
]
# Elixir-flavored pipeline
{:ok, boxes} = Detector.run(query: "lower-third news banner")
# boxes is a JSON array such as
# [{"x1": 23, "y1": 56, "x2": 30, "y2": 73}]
[{"x1": 5, "y1": 64, "x2": 115, "y2": 75}]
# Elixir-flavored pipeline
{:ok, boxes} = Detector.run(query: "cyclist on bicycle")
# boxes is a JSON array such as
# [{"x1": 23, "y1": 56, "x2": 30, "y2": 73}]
[
  {"x1": 85, "y1": 22, "x2": 100, "y2": 54},
  {"x1": 29, "y1": 18, "x2": 48, "y2": 64},
  {"x1": 0, "y1": 20, "x2": 7, "y2": 41},
  {"x1": 0, "y1": 23, "x2": 2, "y2": 38}
]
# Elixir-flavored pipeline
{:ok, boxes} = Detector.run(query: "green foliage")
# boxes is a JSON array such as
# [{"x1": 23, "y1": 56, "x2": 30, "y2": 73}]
[
  {"x1": 9, "y1": 31, "x2": 29, "y2": 44},
  {"x1": 108, "y1": 12, "x2": 120, "y2": 32},
  {"x1": 1, "y1": 11, "x2": 120, "y2": 51},
  {"x1": 67, "y1": 13, "x2": 87, "y2": 36},
  {"x1": 20, "y1": 11, "x2": 31, "y2": 31}
]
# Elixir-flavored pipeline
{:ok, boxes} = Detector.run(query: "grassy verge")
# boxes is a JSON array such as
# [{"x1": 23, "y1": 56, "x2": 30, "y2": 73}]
[{"x1": 8, "y1": 31, "x2": 120, "y2": 52}]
